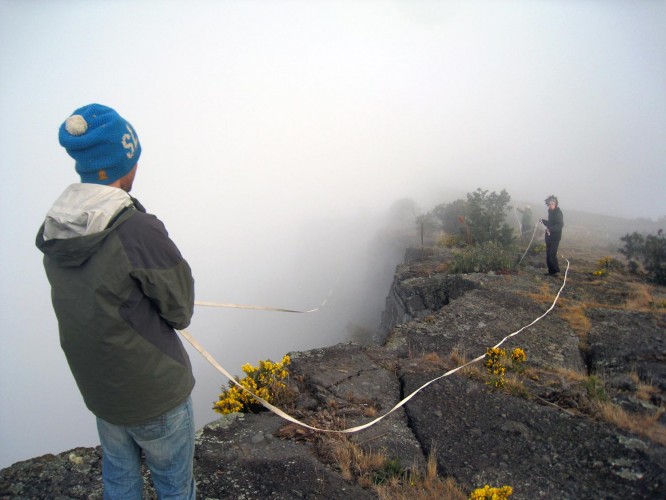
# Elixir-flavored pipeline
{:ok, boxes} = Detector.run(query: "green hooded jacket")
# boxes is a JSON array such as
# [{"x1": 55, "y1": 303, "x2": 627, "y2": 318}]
[{"x1": 36, "y1": 184, "x2": 195, "y2": 425}]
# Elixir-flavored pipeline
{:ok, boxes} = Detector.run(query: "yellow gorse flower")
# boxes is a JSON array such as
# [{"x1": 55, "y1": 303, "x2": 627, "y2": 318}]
[
  {"x1": 213, "y1": 355, "x2": 291, "y2": 415},
  {"x1": 469, "y1": 484, "x2": 513, "y2": 499},
  {"x1": 510, "y1": 348, "x2": 526, "y2": 364},
  {"x1": 484, "y1": 348, "x2": 507, "y2": 387},
  {"x1": 484, "y1": 347, "x2": 526, "y2": 387}
]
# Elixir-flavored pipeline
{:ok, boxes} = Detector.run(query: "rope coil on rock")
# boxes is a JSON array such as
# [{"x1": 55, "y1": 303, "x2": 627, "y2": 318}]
[{"x1": 179, "y1": 258, "x2": 569, "y2": 434}]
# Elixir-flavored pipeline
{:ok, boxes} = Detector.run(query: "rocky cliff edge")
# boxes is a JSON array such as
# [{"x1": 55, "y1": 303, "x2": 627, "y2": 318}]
[{"x1": 2, "y1": 248, "x2": 665, "y2": 499}]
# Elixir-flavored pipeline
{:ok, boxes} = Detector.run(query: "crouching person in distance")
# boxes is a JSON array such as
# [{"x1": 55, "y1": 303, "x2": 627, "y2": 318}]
[{"x1": 36, "y1": 104, "x2": 196, "y2": 499}]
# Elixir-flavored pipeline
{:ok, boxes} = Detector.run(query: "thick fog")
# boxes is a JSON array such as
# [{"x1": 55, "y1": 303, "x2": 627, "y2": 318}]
[{"x1": 1, "y1": 1, "x2": 665, "y2": 469}]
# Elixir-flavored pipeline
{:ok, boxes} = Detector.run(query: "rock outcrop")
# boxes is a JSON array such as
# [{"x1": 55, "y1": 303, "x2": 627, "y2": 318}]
[{"x1": 2, "y1": 248, "x2": 665, "y2": 499}]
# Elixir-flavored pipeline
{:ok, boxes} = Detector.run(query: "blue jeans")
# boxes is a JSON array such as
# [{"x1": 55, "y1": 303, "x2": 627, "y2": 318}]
[{"x1": 96, "y1": 396, "x2": 196, "y2": 499}]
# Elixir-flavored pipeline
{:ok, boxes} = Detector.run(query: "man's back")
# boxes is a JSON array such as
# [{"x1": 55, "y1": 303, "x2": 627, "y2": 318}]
[
  {"x1": 36, "y1": 103, "x2": 197, "y2": 498},
  {"x1": 36, "y1": 183, "x2": 195, "y2": 425}
]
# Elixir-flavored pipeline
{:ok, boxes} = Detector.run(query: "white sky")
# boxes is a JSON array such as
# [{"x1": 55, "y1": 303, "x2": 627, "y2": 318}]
[{"x1": 1, "y1": 0, "x2": 665, "y2": 468}]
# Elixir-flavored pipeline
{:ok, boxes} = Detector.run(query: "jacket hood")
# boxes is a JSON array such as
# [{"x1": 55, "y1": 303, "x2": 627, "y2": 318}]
[{"x1": 36, "y1": 184, "x2": 136, "y2": 267}]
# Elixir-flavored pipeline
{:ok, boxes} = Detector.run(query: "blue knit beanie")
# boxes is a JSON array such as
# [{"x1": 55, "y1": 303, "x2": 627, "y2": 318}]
[{"x1": 58, "y1": 103, "x2": 141, "y2": 184}]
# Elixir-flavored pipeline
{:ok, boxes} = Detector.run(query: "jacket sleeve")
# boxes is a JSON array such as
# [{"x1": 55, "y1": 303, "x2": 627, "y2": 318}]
[{"x1": 120, "y1": 212, "x2": 195, "y2": 330}]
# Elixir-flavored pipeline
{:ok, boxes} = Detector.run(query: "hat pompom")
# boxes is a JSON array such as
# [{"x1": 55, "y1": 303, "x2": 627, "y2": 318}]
[{"x1": 65, "y1": 115, "x2": 88, "y2": 136}]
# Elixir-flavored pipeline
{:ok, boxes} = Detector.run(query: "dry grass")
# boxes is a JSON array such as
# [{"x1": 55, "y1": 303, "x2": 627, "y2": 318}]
[
  {"x1": 556, "y1": 300, "x2": 592, "y2": 337},
  {"x1": 594, "y1": 401, "x2": 666, "y2": 446},
  {"x1": 448, "y1": 347, "x2": 486, "y2": 379},
  {"x1": 525, "y1": 283, "x2": 555, "y2": 305},
  {"x1": 423, "y1": 352, "x2": 443, "y2": 363},
  {"x1": 524, "y1": 282, "x2": 593, "y2": 346},
  {"x1": 375, "y1": 447, "x2": 467, "y2": 500},
  {"x1": 449, "y1": 347, "x2": 468, "y2": 367},
  {"x1": 422, "y1": 352, "x2": 450, "y2": 370},
  {"x1": 503, "y1": 373, "x2": 529, "y2": 397},
  {"x1": 544, "y1": 368, "x2": 666, "y2": 445},
  {"x1": 363, "y1": 405, "x2": 379, "y2": 418},
  {"x1": 320, "y1": 435, "x2": 467, "y2": 499},
  {"x1": 412, "y1": 262, "x2": 450, "y2": 277},
  {"x1": 329, "y1": 436, "x2": 385, "y2": 484},
  {"x1": 624, "y1": 282, "x2": 656, "y2": 310},
  {"x1": 524, "y1": 283, "x2": 594, "y2": 339},
  {"x1": 550, "y1": 366, "x2": 589, "y2": 383},
  {"x1": 629, "y1": 372, "x2": 660, "y2": 402},
  {"x1": 460, "y1": 363, "x2": 485, "y2": 380},
  {"x1": 522, "y1": 270, "x2": 666, "y2": 351},
  {"x1": 623, "y1": 282, "x2": 666, "y2": 312}
]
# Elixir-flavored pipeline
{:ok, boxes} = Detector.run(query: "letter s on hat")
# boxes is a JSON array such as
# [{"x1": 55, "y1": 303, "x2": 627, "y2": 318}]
[{"x1": 122, "y1": 124, "x2": 139, "y2": 159}]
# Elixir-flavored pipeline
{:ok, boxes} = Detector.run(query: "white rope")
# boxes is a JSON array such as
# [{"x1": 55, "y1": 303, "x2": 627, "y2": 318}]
[
  {"x1": 179, "y1": 258, "x2": 569, "y2": 434},
  {"x1": 513, "y1": 207, "x2": 522, "y2": 235},
  {"x1": 194, "y1": 286, "x2": 335, "y2": 314},
  {"x1": 517, "y1": 223, "x2": 541, "y2": 266}
]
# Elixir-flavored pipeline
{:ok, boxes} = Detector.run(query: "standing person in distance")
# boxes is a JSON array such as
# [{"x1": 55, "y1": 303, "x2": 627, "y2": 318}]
[
  {"x1": 539, "y1": 195, "x2": 564, "y2": 276},
  {"x1": 516, "y1": 204, "x2": 534, "y2": 242},
  {"x1": 35, "y1": 103, "x2": 196, "y2": 499}
]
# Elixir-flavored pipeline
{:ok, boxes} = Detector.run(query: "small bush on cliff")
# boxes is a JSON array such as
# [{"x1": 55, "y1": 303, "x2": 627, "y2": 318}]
[
  {"x1": 431, "y1": 199, "x2": 470, "y2": 240},
  {"x1": 591, "y1": 256, "x2": 624, "y2": 277},
  {"x1": 427, "y1": 188, "x2": 514, "y2": 247},
  {"x1": 213, "y1": 355, "x2": 293, "y2": 414},
  {"x1": 530, "y1": 243, "x2": 546, "y2": 255},
  {"x1": 619, "y1": 229, "x2": 666, "y2": 285},
  {"x1": 449, "y1": 241, "x2": 517, "y2": 274},
  {"x1": 465, "y1": 188, "x2": 515, "y2": 246},
  {"x1": 485, "y1": 348, "x2": 506, "y2": 388},
  {"x1": 484, "y1": 347, "x2": 527, "y2": 388},
  {"x1": 584, "y1": 375, "x2": 609, "y2": 402},
  {"x1": 437, "y1": 232, "x2": 465, "y2": 248}
]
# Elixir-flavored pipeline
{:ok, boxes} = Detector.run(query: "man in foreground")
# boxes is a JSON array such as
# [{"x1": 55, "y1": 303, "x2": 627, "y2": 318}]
[{"x1": 36, "y1": 103, "x2": 196, "y2": 498}]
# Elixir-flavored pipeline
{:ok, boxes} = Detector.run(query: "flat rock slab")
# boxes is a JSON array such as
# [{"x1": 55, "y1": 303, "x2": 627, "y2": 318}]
[
  {"x1": 403, "y1": 372, "x2": 666, "y2": 499},
  {"x1": 587, "y1": 308, "x2": 666, "y2": 388},
  {"x1": 386, "y1": 281, "x2": 585, "y2": 373},
  {"x1": 289, "y1": 343, "x2": 425, "y2": 468},
  {"x1": 195, "y1": 413, "x2": 375, "y2": 499}
]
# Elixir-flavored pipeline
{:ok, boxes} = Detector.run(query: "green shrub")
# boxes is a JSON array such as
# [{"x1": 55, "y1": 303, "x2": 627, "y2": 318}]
[
  {"x1": 591, "y1": 256, "x2": 625, "y2": 277},
  {"x1": 530, "y1": 243, "x2": 546, "y2": 255},
  {"x1": 449, "y1": 241, "x2": 517, "y2": 274},
  {"x1": 465, "y1": 188, "x2": 515, "y2": 246},
  {"x1": 437, "y1": 232, "x2": 465, "y2": 248},
  {"x1": 619, "y1": 229, "x2": 666, "y2": 285},
  {"x1": 372, "y1": 458, "x2": 405, "y2": 485},
  {"x1": 427, "y1": 188, "x2": 515, "y2": 247},
  {"x1": 584, "y1": 375, "x2": 609, "y2": 402},
  {"x1": 432, "y1": 198, "x2": 470, "y2": 236}
]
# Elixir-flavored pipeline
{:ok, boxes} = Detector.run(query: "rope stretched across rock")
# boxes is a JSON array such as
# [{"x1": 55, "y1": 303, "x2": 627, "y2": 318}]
[
  {"x1": 179, "y1": 258, "x2": 569, "y2": 434},
  {"x1": 194, "y1": 283, "x2": 335, "y2": 313},
  {"x1": 517, "y1": 223, "x2": 541, "y2": 266}
]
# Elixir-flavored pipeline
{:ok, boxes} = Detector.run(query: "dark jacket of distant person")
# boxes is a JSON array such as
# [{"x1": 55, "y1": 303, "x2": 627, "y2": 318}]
[
  {"x1": 542, "y1": 196, "x2": 564, "y2": 275},
  {"x1": 544, "y1": 206, "x2": 564, "y2": 236}
]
